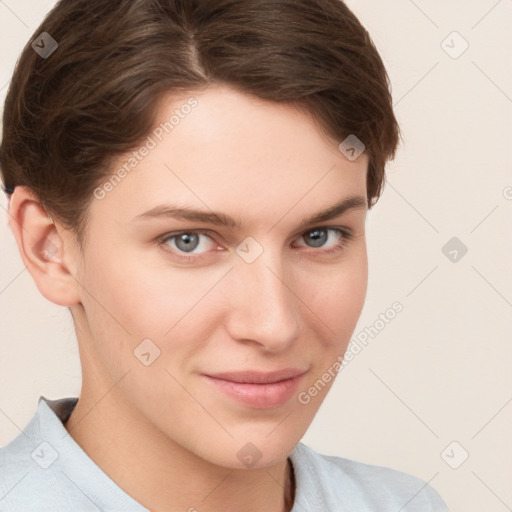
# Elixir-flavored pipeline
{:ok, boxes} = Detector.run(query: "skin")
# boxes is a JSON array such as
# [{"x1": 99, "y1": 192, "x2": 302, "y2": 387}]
[{"x1": 9, "y1": 84, "x2": 369, "y2": 512}]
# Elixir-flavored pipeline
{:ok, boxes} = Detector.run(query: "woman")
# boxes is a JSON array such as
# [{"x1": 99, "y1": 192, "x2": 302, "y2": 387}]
[{"x1": 0, "y1": 0, "x2": 449, "y2": 510}]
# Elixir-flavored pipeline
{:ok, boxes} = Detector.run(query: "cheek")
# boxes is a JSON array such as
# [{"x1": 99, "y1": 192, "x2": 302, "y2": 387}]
[
  {"x1": 336, "y1": 260, "x2": 368, "y2": 325},
  {"x1": 293, "y1": 256, "x2": 367, "y2": 410},
  {"x1": 82, "y1": 246, "x2": 194, "y2": 332},
  {"x1": 78, "y1": 248, "x2": 219, "y2": 373},
  {"x1": 303, "y1": 252, "x2": 368, "y2": 346}
]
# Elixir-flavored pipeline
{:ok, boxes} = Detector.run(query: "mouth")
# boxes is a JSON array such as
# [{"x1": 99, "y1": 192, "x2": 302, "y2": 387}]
[{"x1": 202, "y1": 368, "x2": 307, "y2": 409}]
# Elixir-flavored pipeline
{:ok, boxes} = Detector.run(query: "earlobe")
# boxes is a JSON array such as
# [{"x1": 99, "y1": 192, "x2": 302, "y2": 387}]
[{"x1": 7, "y1": 186, "x2": 82, "y2": 307}]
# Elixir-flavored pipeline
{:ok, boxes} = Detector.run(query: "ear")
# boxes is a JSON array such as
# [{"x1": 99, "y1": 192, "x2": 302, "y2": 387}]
[{"x1": 7, "y1": 186, "x2": 82, "y2": 307}]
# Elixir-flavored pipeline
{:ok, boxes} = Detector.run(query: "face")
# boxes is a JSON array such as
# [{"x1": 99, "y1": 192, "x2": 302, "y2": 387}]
[{"x1": 71, "y1": 84, "x2": 368, "y2": 469}]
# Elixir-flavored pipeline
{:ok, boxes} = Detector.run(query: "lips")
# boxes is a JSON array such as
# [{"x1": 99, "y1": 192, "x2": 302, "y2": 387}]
[
  {"x1": 202, "y1": 368, "x2": 307, "y2": 408},
  {"x1": 206, "y1": 369, "x2": 306, "y2": 384}
]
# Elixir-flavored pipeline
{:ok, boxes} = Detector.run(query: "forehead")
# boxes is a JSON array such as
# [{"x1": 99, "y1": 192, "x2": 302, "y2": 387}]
[{"x1": 90, "y1": 84, "x2": 368, "y2": 230}]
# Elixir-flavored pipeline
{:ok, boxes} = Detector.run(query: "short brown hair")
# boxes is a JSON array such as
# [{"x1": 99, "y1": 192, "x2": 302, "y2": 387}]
[{"x1": 0, "y1": 0, "x2": 400, "y2": 248}]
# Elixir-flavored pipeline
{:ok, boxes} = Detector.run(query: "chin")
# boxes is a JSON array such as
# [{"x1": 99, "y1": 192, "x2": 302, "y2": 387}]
[{"x1": 197, "y1": 429, "x2": 301, "y2": 470}]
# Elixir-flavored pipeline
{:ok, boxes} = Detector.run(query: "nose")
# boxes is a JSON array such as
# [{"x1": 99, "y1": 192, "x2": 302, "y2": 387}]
[{"x1": 225, "y1": 249, "x2": 301, "y2": 353}]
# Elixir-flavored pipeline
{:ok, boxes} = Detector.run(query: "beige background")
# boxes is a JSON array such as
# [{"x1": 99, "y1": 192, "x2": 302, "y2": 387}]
[{"x1": 1, "y1": 1, "x2": 511, "y2": 511}]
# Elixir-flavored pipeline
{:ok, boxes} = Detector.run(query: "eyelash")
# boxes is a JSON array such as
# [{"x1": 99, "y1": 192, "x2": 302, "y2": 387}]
[{"x1": 158, "y1": 226, "x2": 354, "y2": 262}]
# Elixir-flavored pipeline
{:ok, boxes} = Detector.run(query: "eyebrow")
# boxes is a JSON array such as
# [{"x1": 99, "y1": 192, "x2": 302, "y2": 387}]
[{"x1": 133, "y1": 194, "x2": 367, "y2": 230}]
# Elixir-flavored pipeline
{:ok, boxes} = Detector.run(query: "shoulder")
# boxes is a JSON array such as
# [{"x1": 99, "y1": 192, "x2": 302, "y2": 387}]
[
  {"x1": 0, "y1": 412, "x2": 61, "y2": 510},
  {"x1": 290, "y1": 442, "x2": 449, "y2": 511},
  {"x1": 0, "y1": 397, "x2": 92, "y2": 511}
]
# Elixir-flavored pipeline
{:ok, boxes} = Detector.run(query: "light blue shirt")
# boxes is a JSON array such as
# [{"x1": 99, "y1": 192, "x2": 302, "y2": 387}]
[{"x1": 0, "y1": 396, "x2": 449, "y2": 511}]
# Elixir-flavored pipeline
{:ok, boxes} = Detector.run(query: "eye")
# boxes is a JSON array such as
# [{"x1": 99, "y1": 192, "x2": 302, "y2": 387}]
[
  {"x1": 294, "y1": 227, "x2": 353, "y2": 255},
  {"x1": 159, "y1": 229, "x2": 218, "y2": 258}
]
